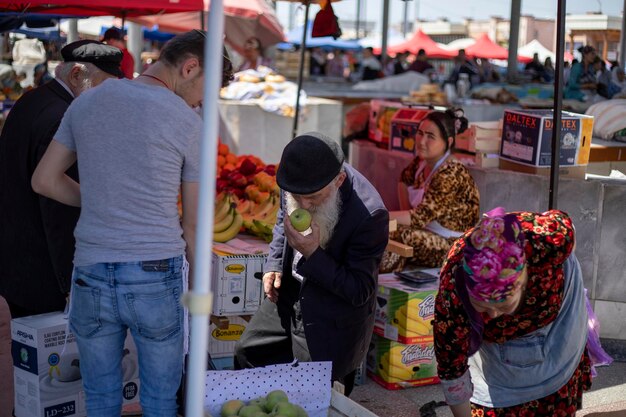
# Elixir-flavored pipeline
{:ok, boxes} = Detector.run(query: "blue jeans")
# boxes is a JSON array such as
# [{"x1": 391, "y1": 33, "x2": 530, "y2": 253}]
[{"x1": 69, "y1": 256, "x2": 184, "y2": 417}]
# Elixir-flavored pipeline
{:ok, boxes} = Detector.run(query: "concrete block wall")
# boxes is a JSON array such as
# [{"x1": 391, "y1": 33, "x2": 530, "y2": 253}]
[{"x1": 349, "y1": 141, "x2": 626, "y2": 341}]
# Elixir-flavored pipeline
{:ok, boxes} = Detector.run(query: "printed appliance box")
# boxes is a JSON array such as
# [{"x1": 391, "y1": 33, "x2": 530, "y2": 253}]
[
  {"x1": 211, "y1": 250, "x2": 266, "y2": 316},
  {"x1": 208, "y1": 315, "x2": 248, "y2": 358},
  {"x1": 389, "y1": 108, "x2": 432, "y2": 155},
  {"x1": 366, "y1": 334, "x2": 439, "y2": 390},
  {"x1": 500, "y1": 109, "x2": 593, "y2": 167},
  {"x1": 11, "y1": 312, "x2": 139, "y2": 417},
  {"x1": 374, "y1": 273, "x2": 438, "y2": 345},
  {"x1": 368, "y1": 99, "x2": 405, "y2": 144}
]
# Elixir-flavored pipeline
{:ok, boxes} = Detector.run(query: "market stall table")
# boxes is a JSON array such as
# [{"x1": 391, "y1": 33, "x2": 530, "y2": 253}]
[{"x1": 218, "y1": 97, "x2": 342, "y2": 164}]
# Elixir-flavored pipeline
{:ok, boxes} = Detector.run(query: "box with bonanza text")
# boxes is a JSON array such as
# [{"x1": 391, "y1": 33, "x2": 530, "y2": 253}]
[
  {"x1": 11, "y1": 312, "x2": 139, "y2": 417},
  {"x1": 366, "y1": 334, "x2": 439, "y2": 390},
  {"x1": 212, "y1": 250, "x2": 266, "y2": 316},
  {"x1": 374, "y1": 273, "x2": 437, "y2": 345},
  {"x1": 208, "y1": 315, "x2": 248, "y2": 359},
  {"x1": 500, "y1": 109, "x2": 593, "y2": 167}
]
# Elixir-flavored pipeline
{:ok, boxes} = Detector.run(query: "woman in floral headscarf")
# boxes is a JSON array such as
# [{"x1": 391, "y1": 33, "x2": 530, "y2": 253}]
[{"x1": 433, "y1": 209, "x2": 610, "y2": 417}]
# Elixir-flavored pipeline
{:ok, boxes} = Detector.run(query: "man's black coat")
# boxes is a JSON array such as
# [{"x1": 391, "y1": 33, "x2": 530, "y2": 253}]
[
  {"x1": 0, "y1": 79, "x2": 79, "y2": 313},
  {"x1": 265, "y1": 164, "x2": 389, "y2": 379}
]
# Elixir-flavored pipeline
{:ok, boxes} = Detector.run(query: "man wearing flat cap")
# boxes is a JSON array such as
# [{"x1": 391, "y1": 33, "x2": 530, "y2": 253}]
[
  {"x1": 32, "y1": 31, "x2": 233, "y2": 415},
  {"x1": 235, "y1": 132, "x2": 389, "y2": 395},
  {"x1": 0, "y1": 40, "x2": 122, "y2": 320}
]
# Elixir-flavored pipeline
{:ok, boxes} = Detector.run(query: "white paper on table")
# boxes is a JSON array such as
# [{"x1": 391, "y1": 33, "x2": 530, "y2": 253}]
[{"x1": 204, "y1": 361, "x2": 332, "y2": 417}]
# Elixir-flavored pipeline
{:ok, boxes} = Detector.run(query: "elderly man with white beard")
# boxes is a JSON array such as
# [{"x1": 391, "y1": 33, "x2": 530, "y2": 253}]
[{"x1": 235, "y1": 132, "x2": 389, "y2": 396}]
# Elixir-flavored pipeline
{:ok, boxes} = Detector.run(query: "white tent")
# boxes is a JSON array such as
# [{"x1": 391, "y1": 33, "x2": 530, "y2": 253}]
[
  {"x1": 518, "y1": 39, "x2": 555, "y2": 63},
  {"x1": 439, "y1": 37, "x2": 476, "y2": 51}
]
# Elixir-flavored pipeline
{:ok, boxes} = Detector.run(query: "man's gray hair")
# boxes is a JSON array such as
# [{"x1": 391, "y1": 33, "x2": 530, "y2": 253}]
[{"x1": 54, "y1": 61, "x2": 102, "y2": 81}]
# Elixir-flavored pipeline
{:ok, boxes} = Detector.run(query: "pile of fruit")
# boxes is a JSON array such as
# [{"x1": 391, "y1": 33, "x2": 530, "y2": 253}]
[
  {"x1": 214, "y1": 390, "x2": 308, "y2": 417},
  {"x1": 213, "y1": 142, "x2": 280, "y2": 243}
]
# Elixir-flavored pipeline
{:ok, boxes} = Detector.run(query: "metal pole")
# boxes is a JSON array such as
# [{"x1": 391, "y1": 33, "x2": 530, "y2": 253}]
[
  {"x1": 288, "y1": 3, "x2": 295, "y2": 31},
  {"x1": 356, "y1": 0, "x2": 361, "y2": 39},
  {"x1": 618, "y1": 0, "x2": 626, "y2": 64},
  {"x1": 67, "y1": 19, "x2": 78, "y2": 43},
  {"x1": 403, "y1": 0, "x2": 409, "y2": 38},
  {"x1": 200, "y1": 10, "x2": 205, "y2": 31},
  {"x1": 185, "y1": 0, "x2": 224, "y2": 415},
  {"x1": 292, "y1": 2, "x2": 310, "y2": 139},
  {"x1": 507, "y1": 0, "x2": 521, "y2": 82},
  {"x1": 381, "y1": 0, "x2": 390, "y2": 66},
  {"x1": 549, "y1": 0, "x2": 566, "y2": 210},
  {"x1": 127, "y1": 22, "x2": 143, "y2": 75}
]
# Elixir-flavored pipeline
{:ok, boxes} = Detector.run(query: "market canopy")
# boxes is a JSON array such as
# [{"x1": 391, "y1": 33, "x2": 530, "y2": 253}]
[
  {"x1": 380, "y1": 29, "x2": 456, "y2": 58},
  {"x1": 0, "y1": 0, "x2": 203, "y2": 17},
  {"x1": 465, "y1": 33, "x2": 532, "y2": 63},
  {"x1": 519, "y1": 39, "x2": 573, "y2": 63},
  {"x1": 131, "y1": 0, "x2": 285, "y2": 53},
  {"x1": 279, "y1": 20, "x2": 361, "y2": 51}
]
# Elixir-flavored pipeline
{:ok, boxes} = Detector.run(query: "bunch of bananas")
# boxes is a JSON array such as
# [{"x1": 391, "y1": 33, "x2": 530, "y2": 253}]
[
  {"x1": 240, "y1": 195, "x2": 280, "y2": 242},
  {"x1": 378, "y1": 347, "x2": 418, "y2": 382},
  {"x1": 392, "y1": 298, "x2": 432, "y2": 339},
  {"x1": 213, "y1": 194, "x2": 244, "y2": 243}
]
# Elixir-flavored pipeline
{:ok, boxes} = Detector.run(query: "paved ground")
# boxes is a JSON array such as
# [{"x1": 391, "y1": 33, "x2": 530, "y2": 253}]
[
  {"x1": 2, "y1": 296, "x2": 625, "y2": 416},
  {"x1": 350, "y1": 362, "x2": 626, "y2": 416}
]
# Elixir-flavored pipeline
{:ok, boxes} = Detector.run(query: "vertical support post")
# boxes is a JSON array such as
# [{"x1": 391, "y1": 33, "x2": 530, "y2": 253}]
[
  {"x1": 292, "y1": 2, "x2": 311, "y2": 140},
  {"x1": 507, "y1": 0, "x2": 521, "y2": 82},
  {"x1": 549, "y1": 0, "x2": 567, "y2": 210}
]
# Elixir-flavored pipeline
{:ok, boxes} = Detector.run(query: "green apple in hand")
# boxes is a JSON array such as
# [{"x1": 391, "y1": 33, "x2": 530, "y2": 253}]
[{"x1": 289, "y1": 208, "x2": 312, "y2": 232}]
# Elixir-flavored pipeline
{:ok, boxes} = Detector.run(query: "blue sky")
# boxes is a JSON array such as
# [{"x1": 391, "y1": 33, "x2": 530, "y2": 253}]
[{"x1": 276, "y1": 0, "x2": 623, "y2": 32}]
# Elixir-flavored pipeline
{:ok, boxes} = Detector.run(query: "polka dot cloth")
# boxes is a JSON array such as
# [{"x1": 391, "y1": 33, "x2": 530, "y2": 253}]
[{"x1": 204, "y1": 361, "x2": 332, "y2": 417}]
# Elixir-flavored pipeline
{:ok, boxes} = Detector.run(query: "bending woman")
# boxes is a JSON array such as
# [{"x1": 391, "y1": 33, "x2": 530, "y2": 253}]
[
  {"x1": 381, "y1": 109, "x2": 480, "y2": 272},
  {"x1": 434, "y1": 209, "x2": 608, "y2": 417}
]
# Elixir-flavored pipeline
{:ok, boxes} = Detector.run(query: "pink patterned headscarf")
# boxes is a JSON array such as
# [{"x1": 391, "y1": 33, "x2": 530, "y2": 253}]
[{"x1": 463, "y1": 207, "x2": 526, "y2": 303}]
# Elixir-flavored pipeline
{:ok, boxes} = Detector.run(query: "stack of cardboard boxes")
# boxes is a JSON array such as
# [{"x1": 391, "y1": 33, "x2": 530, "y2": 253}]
[
  {"x1": 11, "y1": 312, "x2": 139, "y2": 417},
  {"x1": 208, "y1": 248, "x2": 267, "y2": 369},
  {"x1": 367, "y1": 274, "x2": 440, "y2": 389}
]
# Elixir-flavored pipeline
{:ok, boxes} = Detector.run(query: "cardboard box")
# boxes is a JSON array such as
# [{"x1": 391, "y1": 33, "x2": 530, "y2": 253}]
[
  {"x1": 366, "y1": 335, "x2": 439, "y2": 390},
  {"x1": 499, "y1": 158, "x2": 587, "y2": 179},
  {"x1": 11, "y1": 312, "x2": 139, "y2": 417},
  {"x1": 475, "y1": 152, "x2": 500, "y2": 169},
  {"x1": 211, "y1": 251, "x2": 266, "y2": 316},
  {"x1": 368, "y1": 100, "x2": 404, "y2": 143},
  {"x1": 500, "y1": 109, "x2": 593, "y2": 167},
  {"x1": 389, "y1": 108, "x2": 432, "y2": 155},
  {"x1": 208, "y1": 315, "x2": 248, "y2": 358},
  {"x1": 374, "y1": 274, "x2": 437, "y2": 345}
]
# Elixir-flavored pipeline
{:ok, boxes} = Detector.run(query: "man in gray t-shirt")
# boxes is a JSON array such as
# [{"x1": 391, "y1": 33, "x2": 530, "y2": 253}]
[{"x1": 32, "y1": 31, "x2": 234, "y2": 416}]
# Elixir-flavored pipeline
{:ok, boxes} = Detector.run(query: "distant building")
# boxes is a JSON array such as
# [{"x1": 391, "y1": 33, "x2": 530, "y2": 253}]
[
  {"x1": 338, "y1": 20, "x2": 377, "y2": 39},
  {"x1": 565, "y1": 13, "x2": 622, "y2": 61},
  {"x1": 415, "y1": 15, "x2": 555, "y2": 51},
  {"x1": 413, "y1": 18, "x2": 466, "y2": 44}
]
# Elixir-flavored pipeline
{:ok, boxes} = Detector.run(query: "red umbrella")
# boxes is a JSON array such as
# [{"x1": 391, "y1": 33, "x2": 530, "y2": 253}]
[
  {"x1": 132, "y1": 0, "x2": 285, "y2": 52},
  {"x1": 0, "y1": 0, "x2": 203, "y2": 16},
  {"x1": 464, "y1": 33, "x2": 533, "y2": 62},
  {"x1": 377, "y1": 29, "x2": 456, "y2": 59}
]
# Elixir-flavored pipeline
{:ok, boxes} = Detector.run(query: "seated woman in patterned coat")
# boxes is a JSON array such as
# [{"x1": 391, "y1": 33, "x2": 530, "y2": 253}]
[{"x1": 380, "y1": 109, "x2": 480, "y2": 272}]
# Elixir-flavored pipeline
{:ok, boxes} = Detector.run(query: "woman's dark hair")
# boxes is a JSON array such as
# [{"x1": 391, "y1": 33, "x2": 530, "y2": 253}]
[{"x1": 422, "y1": 108, "x2": 469, "y2": 151}]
